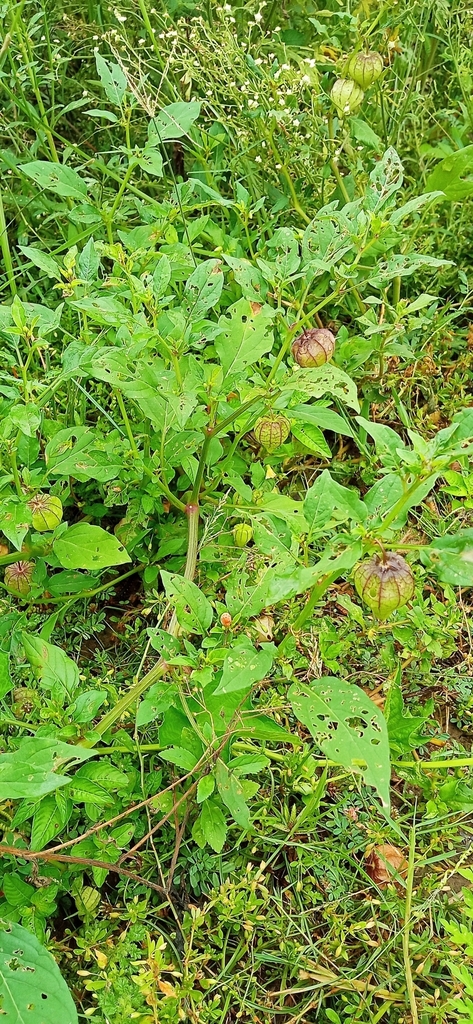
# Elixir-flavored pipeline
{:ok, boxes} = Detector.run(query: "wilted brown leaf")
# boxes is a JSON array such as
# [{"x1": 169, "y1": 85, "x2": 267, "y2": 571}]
[{"x1": 365, "y1": 844, "x2": 408, "y2": 887}]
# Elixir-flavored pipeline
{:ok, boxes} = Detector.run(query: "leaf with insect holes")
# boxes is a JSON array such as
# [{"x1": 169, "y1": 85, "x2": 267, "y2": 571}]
[
  {"x1": 215, "y1": 759, "x2": 250, "y2": 828},
  {"x1": 421, "y1": 529, "x2": 473, "y2": 586},
  {"x1": 184, "y1": 259, "x2": 224, "y2": 319},
  {"x1": 282, "y1": 364, "x2": 360, "y2": 412},
  {"x1": 53, "y1": 523, "x2": 131, "y2": 570},
  {"x1": 161, "y1": 571, "x2": 213, "y2": 633},
  {"x1": 0, "y1": 737, "x2": 95, "y2": 800},
  {"x1": 213, "y1": 641, "x2": 275, "y2": 695},
  {"x1": 148, "y1": 101, "x2": 201, "y2": 141},
  {"x1": 288, "y1": 677, "x2": 391, "y2": 810},
  {"x1": 95, "y1": 53, "x2": 127, "y2": 106},
  {"x1": 20, "y1": 161, "x2": 87, "y2": 201},
  {"x1": 215, "y1": 298, "x2": 275, "y2": 379},
  {"x1": 303, "y1": 469, "x2": 367, "y2": 537},
  {"x1": 0, "y1": 918, "x2": 78, "y2": 1024}
]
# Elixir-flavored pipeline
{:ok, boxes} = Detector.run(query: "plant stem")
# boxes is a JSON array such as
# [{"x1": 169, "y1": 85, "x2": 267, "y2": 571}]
[
  {"x1": 115, "y1": 389, "x2": 139, "y2": 457},
  {"x1": 0, "y1": 189, "x2": 16, "y2": 297},
  {"x1": 90, "y1": 504, "x2": 200, "y2": 742},
  {"x1": 108, "y1": 159, "x2": 136, "y2": 222},
  {"x1": 402, "y1": 827, "x2": 419, "y2": 1024},
  {"x1": 291, "y1": 570, "x2": 342, "y2": 633},
  {"x1": 268, "y1": 126, "x2": 310, "y2": 224}
]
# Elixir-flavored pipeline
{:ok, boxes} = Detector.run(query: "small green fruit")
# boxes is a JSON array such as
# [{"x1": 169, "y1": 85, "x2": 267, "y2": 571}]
[
  {"x1": 28, "y1": 493, "x2": 63, "y2": 532},
  {"x1": 345, "y1": 51, "x2": 384, "y2": 88},
  {"x1": 292, "y1": 328, "x2": 336, "y2": 367},
  {"x1": 4, "y1": 561, "x2": 34, "y2": 597},
  {"x1": 233, "y1": 523, "x2": 253, "y2": 547},
  {"x1": 330, "y1": 78, "x2": 364, "y2": 114},
  {"x1": 254, "y1": 415, "x2": 291, "y2": 452},
  {"x1": 354, "y1": 553, "x2": 414, "y2": 620}
]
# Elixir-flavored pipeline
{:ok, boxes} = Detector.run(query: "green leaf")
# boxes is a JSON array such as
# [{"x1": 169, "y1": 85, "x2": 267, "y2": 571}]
[
  {"x1": 1, "y1": 499, "x2": 32, "y2": 550},
  {"x1": 68, "y1": 690, "x2": 107, "y2": 724},
  {"x1": 160, "y1": 746, "x2": 199, "y2": 771},
  {"x1": 22, "y1": 634, "x2": 79, "y2": 702},
  {"x1": 421, "y1": 530, "x2": 473, "y2": 586},
  {"x1": 161, "y1": 571, "x2": 213, "y2": 633},
  {"x1": 0, "y1": 651, "x2": 11, "y2": 699},
  {"x1": 215, "y1": 298, "x2": 274, "y2": 379},
  {"x1": 197, "y1": 775, "x2": 215, "y2": 803},
  {"x1": 196, "y1": 798, "x2": 227, "y2": 852},
  {"x1": 78, "y1": 237, "x2": 100, "y2": 282},
  {"x1": 384, "y1": 679, "x2": 433, "y2": 756},
  {"x1": 283, "y1": 364, "x2": 360, "y2": 412},
  {"x1": 213, "y1": 642, "x2": 275, "y2": 695},
  {"x1": 303, "y1": 469, "x2": 367, "y2": 537},
  {"x1": 425, "y1": 145, "x2": 473, "y2": 201},
  {"x1": 53, "y1": 523, "x2": 131, "y2": 569},
  {"x1": 20, "y1": 161, "x2": 87, "y2": 200},
  {"x1": 291, "y1": 421, "x2": 332, "y2": 457},
  {"x1": 30, "y1": 792, "x2": 71, "y2": 851},
  {"x1": 149, "y1": 101, "x2": 201, "y2": 141},
  {"x1": 2, "y1": 874, "x2": 35, "y2": 908},
  {"x1": 288, "y1": 676, "x2": 391, "y2": 810},
  {"x1": 0, "y1": 918, "x2": 78, "y2": 1023},
  {"x1": 136, "y1": 682, "x2": 178, "y2": 727},
  {"x1": 215, "y1": 759, "x2": 250, "y2": 828},
  {"x1": 95, "y1": 53, "x2": 127, "y2": 105},
  {"x1": 184, "y1": 259, "x2": 224, "y2": 319},
  {"x1": 350, "y1": 117, "x2": 381, "y2": 149},
  {"x1": 19, "y1": 246, "x2": 62, "y2": 280},
  {"x1": 290, "y1": 403, "x2": 354, "y2": 438},
  {"x1": 0, "y1": 737, "x2": 94, "y2": 800}
]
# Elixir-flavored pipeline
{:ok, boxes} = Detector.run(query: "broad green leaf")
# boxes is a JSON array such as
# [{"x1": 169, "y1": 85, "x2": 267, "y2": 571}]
[
  {"x1": 215, "y1": 298, "x2": 274, "y2": 378},
  {"x1": 291, "y1": 421, "x2": 332, "y2": 457},
  {"x1": 78, "y1": 237, "x2": 100, "y2": 282},
  {"x1": 290, "y1": 403, "x2": 354, "y2": 438},
  {"x1": 136, "y1": 682, "x2": 178, "y2": 727},
  {"x1": 0, "y1": 918, "x2": 78, "y2": 1023},
  {"x1": 20, "y1": 161, "x2": 87, "y2": 200},
  {"x1": 215, "y1": 759, "x2": 250, "y2": 828},
  {"x1": 195, "y1": 797, "x2": 227, "y2": 853},
  {"x1": 53, "y1": 523, "x2": 131, "y2": 569},
  {"x1": 22, "y1": 634, "x2": 79, "y2": 702},
  {"x1": 425, "y1": 145, "x2": 473, "y2": 201},
  {"x1": 9, "y1": 403, "x2": 41, "y2": 437},
  {"x1": 0, "y1": 651, "x2": 11, "y2": 699},
  {"x1": 303, "y1": 469, "x2": 367, "y2": 537},
  {"x1": 197, "y1": 775, "x2": 215, "y2": 803},
  {"x1": 19, "y1": 245, "x2": 62, "y2": 280},
  {"x1": 366, "y1": 147, "x2": 403, "y2": 212},
  {"x1": 160, "y1": 746, "x2": 199, "y2": 771},
  {"x1": 31, "y1": 792, "x2": 71, "y2": 851},
  {"x1": 421, "y1": 530, "x2": 473, "y2": 586},
  {"x1": 384, "y1": 679, "x2": 433, "y2": 756},
  {"x1": 46, "y1": 427, "x2": 124, "y2": 482},
  {"x1": 184, "y1": 259, "x2": 224, "y2": 319},
  {"x1": 149, "y1": 101, "x2": 201, "y2": 141},
  {"x1": 283, "y1": 364, "x2": 360, "y2": 412},
  {"x1": 95, "y1": 53, "x2": 127, "y2": 105},
  {"x1": 68, "y1": 690, "x2": 107, "y2": 724},
  {"x1": 289, "y1": 676, "x2": 391, "y2": 810},
  {"x1": 1, "y1": 498, "x2": 32, "y2": 549},
  {"x1": 2, "y1": 874, "x2": 35, "y2": 908},
  {"x1": 161, "y1": 571, "x2": 213, "y2": 633},
  {"x1": 213, "y1": 642, "x2": 275, "y2": 695},
  {"x1": 0, "y1": 737, "x2": 94, "y2": 800}
]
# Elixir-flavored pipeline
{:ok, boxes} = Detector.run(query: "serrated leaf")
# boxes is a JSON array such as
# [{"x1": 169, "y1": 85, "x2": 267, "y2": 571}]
[
  {"x1": 184, "y1": 259, "x2": 224, "y2": 319},
  {"x1": 95, "y1": 53, "x2": 127, "y2": 105},
  {"x1": 53, "y1": 523, "x2": 131, "y2": 570},
  {"x1": 160, "y1": 746, "x2": 199, "y2": 771},
  {"x1": 215, "y1": 298, "x2": 274, "y2": 378},
  {"x1": 283, "y1": 364, "x2": 359, "y2": 412},
  {"x1": 197, "y1": 775, "x2": 215, "y2": 803},
  {"x1": 289, "y1": 676, "x2": 391, "y2": 810},
  {"x1": 0, "y1": 918, "x2": 78, "y2": 1023}
]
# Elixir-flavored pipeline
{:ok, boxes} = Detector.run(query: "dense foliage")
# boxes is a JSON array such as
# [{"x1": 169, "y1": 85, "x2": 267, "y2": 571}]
[{"x1": 2, "y1": 0, "x2": 473, "y2": 1021}]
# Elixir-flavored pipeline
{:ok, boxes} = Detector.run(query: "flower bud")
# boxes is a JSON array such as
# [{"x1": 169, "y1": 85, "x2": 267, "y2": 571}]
[
  {"x1": 345, "y1": 51, "x2": 383, "y2": 88},
  {"x1": 330, "y1": 78, "x2": 364, "y2": 115},
  {"x1": 254, "y1": 415, "x2": 291, "y2": 452},
  {"x1": 233, "y1": 523, "x2": 253, "y2": 547},
  {"x1": 4, "y1": 561, "x2": 34, "y2": 597},
  {"x1": 28, "y1": 493, "x2": 63, "y2": 532},
  {"x1": 292, "y1": 328, "x2": 336, "y2": 368},
  {"x1": 354, "y1": 552, "x2": 414, "y2": 619},
  {"x1": 220, "y1": 612, "x2": 232, "y2": 628}
]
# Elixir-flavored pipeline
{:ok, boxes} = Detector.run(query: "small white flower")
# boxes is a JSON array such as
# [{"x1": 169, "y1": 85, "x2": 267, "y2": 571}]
[{"x1": 255, "y1": 155, "x2": 262, "y2": 162}]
